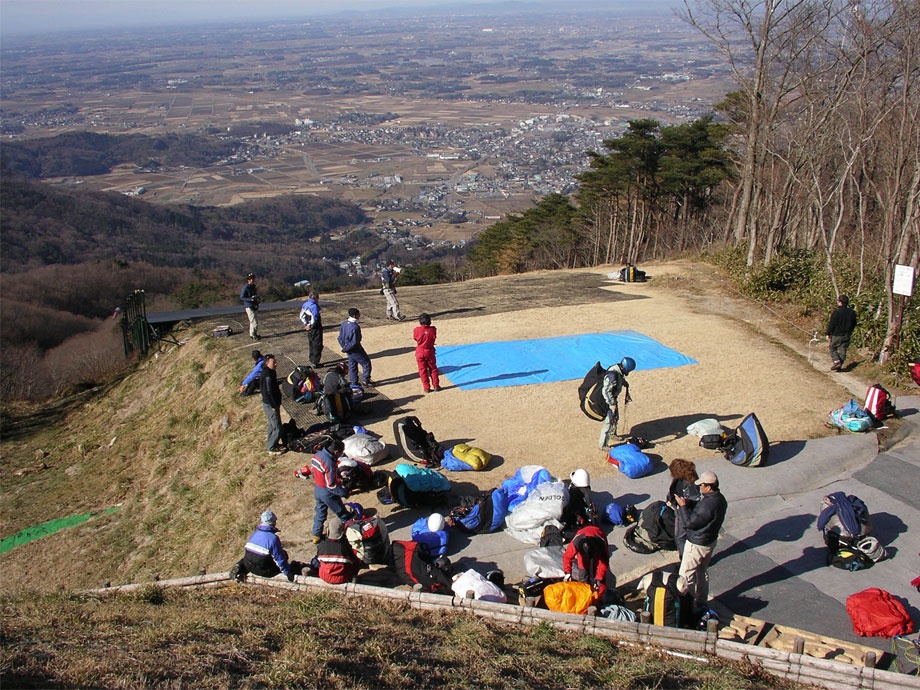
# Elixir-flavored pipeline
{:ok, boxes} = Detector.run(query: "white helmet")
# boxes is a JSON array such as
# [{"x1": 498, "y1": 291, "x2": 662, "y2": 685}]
[
  {"x1": 570, "y1": 469, "x2": 591, "y2": 488},
  {"x1": 428, "y1": 512, "x2": 446, "y2": 533}
]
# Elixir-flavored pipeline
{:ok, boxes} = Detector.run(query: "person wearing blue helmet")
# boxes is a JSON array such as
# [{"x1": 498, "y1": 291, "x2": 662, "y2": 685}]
[{"x1": 599, "y1": 357, "x2": 635, "y2": 449}]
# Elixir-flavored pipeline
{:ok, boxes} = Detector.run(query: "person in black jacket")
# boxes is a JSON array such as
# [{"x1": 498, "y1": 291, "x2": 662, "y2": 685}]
[
  {"x1": 826, "y1": 294, "x2": 857, "y2": 371},
  {"x1": 674, "y1": 470, "x2": 727, "y2": 610},
  {"x1": 260, "y1": 354, "x2": 285, "y2": 455}
]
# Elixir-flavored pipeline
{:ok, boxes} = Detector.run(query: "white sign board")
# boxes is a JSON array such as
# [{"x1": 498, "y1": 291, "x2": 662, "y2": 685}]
[{"x1": 893, "y1": 264, "x2": 915, "y2": 297}]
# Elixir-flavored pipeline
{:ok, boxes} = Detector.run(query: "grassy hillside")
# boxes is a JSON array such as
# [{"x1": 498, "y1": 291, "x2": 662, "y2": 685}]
[{"x1": 1, "y1": 329, "x2": 291, "y2": 592}]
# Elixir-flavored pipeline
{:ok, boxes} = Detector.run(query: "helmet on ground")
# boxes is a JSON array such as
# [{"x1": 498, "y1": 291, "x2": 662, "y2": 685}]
[
  {"x1": 260, "y1": 510, "x2": 277, "y2": 526},
  {"x1": 570, "y1": 468, "x2": 591, "y2": 488},
  {"x1": 619, "y1": 357, "x2": 636, "y2": 374},
  {"x1": 428, "y1": 512, "x2": 446, "y2": 533}
]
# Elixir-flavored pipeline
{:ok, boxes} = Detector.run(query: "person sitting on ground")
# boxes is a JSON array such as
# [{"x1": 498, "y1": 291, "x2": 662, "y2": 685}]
[
  {"x1": 665, "y1": 459, "x2": 699, "y2": 557},
  {"x1": 230, "y1": 510, "x2": 299, "y2": 582},
  {"x1": 562, "y1": 524, "x2": 612, "y2": 600},
  {"x1": 323, "y1": 362, "x2": 351, "y2": 396},
  {"x1": 239, "y1": 349, "x2": 265, "y2": 396},
  {"x1": 313, "y1": 515, "x2": 365, "y2": 584},
  {"x1": 561, "y1": 468, "x2": 598, "y2": 538}
]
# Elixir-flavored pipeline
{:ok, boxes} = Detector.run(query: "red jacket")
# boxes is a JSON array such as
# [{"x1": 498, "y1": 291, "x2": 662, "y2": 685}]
[
  {"x1": 413, "y1": 324, "x2": 437, "y2": 354},
  {"x1": 316, "y1": 539, "x2": 364, "y2": 584},
  {"x1": 562, "y1": 525, "x2": 610, "y2": 597}
]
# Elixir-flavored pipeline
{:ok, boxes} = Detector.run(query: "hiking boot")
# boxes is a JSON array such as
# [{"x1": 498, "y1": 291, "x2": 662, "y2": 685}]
[
  {"x1": 268, "y1": 448, "x2": 285, "y2": 456},
  {"x1": 311, "y1": 535, "x2": 322, "y2": 544},
  {"x1": 229, "y1": 562, "x2": 245, "y2": 582},
  {"x1": 363, "y1": 379, "x2": 375, "y2": 387},
  {"x1": 433, "y1": 387, "x2": 441, "y2": 392}
]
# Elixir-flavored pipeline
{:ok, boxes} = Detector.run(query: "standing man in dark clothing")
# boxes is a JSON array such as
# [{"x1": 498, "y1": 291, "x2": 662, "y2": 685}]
[
  {"x1": 300, "y1": 291, "x2": 323, "y2": 368},
  {"x1": 826, "y1": 294, "x2": 857, "y2": 371},
  {"x1": 260, "y1": 354, "x2": 284, "y2": 455},
  {"x1": 241, "y1": 272, "x2": 261, "y2": 341},
  {"x1": 381, "y1": 260, "x2": 404, "y2": 321},
  {"x1": 337, "y1": 308, "x2": 373, "y2": 386},
  {"x1": 674, "y1": 470, "x2": 727, "y2": 610}
]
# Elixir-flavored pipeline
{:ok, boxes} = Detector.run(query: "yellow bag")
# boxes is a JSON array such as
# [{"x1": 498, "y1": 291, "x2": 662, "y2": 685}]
[
  {"x1": 542, "y1": 581, "x2": 598, "y2": 614},
  {"x1": 451, "y1": 443, "x2": 492, "y2": 471}
]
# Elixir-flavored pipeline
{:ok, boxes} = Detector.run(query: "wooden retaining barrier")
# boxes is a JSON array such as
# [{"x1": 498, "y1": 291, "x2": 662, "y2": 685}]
[{"x1": 84, "y1": 573, "x2": 920, "y2": 690}]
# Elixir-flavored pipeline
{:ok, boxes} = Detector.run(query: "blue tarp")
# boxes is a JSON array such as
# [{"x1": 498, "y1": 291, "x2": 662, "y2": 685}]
[{"x1": 436, "y1": 331, "x2": 696, "y2": 390}]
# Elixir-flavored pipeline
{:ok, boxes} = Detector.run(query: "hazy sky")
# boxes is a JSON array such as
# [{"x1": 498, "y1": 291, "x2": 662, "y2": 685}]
[{"x1": 0, "y1": 1, "x2": 675, "y2": 38}]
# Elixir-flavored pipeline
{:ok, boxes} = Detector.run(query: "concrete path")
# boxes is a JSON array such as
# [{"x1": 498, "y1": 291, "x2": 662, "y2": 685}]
[{"x1": 382, "y1": 395, "x2": 919, "y2": 654}]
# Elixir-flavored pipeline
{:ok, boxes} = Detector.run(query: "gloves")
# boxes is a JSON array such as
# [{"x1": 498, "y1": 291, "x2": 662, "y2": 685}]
[
  {"x1": 286, "y1": 571, "x2": 295, "y2": 582},
  {"x1": 563, "y1": 573, "x2": 571, "y2": 582}
]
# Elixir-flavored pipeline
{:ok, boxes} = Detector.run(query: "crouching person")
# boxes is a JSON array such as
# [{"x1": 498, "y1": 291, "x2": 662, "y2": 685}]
[
  {"x1": 562, "y1": 525, "x2": 613, "y2": 601},
  {"x1": 230, "y1": 510, "x2": 300, "y2": 582},
  {"x1": 312, "y1": 515, "x2": 365, "y2": 584}
]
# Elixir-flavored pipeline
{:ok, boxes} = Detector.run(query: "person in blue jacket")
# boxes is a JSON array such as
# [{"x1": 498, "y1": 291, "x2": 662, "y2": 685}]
[
  {"x1": 337, "y1": 308, "x2": 372, "y2": 386},
  {"x1": 299, "y1": 291, "x2": 323, "y2": 368},
  {"x1": 230, "y1": 510, "x2": 297, "y2": 582},
  {"x1": 238, "y1": 349, "x2": 265, "y2": 396}
]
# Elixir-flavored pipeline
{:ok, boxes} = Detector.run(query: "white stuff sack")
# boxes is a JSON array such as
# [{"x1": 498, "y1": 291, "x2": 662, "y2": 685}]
[
  {"x1": 343, "y1": 433, "x2": 389, "y2": 466},
  {"x1": 524, "y1": 545, "x2": 566, "y2": 579},
  {"x1": 686, "y1": 418, "x2": 724, "y2": 438},
  {"x1": 504, "y1": 480, "x2": 566, "y2": 544}
]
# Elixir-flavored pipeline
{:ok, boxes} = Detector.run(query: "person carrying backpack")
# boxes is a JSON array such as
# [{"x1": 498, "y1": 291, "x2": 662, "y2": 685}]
[
  {"x1": 309, "y1": 438, "x2": 354, "y2": 544},
  {"x1": 599, "y1": 357, "x2": 635, "y2": 449}
]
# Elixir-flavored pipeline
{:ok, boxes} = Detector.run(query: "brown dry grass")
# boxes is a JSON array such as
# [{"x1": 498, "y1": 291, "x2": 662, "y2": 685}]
[{"x1": 1, "y1": 587, "x2": 805, "y2": 689}]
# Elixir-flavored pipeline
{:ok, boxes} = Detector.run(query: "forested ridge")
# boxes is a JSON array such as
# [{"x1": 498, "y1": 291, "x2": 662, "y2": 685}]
[
  {"x1": 0, "y1": 131, "x2": 242, "y2": 178},
  {"x1": 0, "y1": 176, "x2": 367, "y2": 276}
]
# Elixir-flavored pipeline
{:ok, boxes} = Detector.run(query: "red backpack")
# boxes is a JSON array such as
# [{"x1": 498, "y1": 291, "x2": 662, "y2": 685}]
[
  {"x1": 845, "y1": 588, "x2": 914, "y2": 638},
  {"x1": 863, "y1": 384, "x2": 895, "y2": 422}
]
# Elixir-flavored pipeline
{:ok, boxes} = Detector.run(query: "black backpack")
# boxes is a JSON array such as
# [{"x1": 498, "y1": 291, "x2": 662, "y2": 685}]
[
  {"x1": 643, "y1": 570, "x2": 694, "y2": 628},
  {"x1": 393, "y1": 416, "x2": 443, "y2": 468},
  {"x1": 827, "y1": 544, "x2": 874, "y2": 571},
  {"x1": 578, "y1": 362, "x2": 609, "y2": 421}
]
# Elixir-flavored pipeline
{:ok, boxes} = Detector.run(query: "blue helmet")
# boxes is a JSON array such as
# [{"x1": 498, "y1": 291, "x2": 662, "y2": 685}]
[{"x1": 619, "y1": 357, "x2": 636, "y2": 375}]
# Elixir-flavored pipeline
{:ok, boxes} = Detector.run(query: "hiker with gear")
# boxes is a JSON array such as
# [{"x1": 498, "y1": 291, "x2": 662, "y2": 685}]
[
  {"x1": 240, "y1": 272, "x2": 261, "y2": 340},
  {"x1": 599, "y1": 357, "x2": 635, "y2": 449},
  {"x1": 299, "y1": 290, "x2": 323, "y2": 369},
  {"x1": 561, "y1": 468, "x2": 599, "y2": 540},
  {"x1": 230, "y1": 510, "x2": 300, "y2": 582},
  {"x1": 674, "y1": 470, "x2": 727, "y2": 611},
  {"x1": 381, "y1": 260, "x2": 403, "y2": 320},
  {"x1": 562, "y1": 525, "x2": 612, "y2": 601},
  {"x1": 309, "y1": 438, "x2": 354, "y2": 544},
  {"x1": 239, "y1": 349, "x2": 265, "y2": 396}
]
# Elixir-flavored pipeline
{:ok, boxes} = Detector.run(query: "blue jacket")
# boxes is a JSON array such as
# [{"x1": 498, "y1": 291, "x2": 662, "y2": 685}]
[
  {"x1": 244, "y1": 524, "x2": 290, "y2": 578},
  {"x1": 241, "y1": 358, "x2": 265, "y2": 388},
  {"x1": 338, "y1": 318, "x2": 362, "y2": 353},
  {"x1": 381, "y1": 266, "x2": 398, "y2": 290},
  {"x1": 300, "y1": 298, "x2": 321, "y2": 328}
]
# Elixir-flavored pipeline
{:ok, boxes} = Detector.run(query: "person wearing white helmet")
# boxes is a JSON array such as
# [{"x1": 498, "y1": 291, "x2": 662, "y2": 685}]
[
  {"x1": 562, "y1": 469, "x2": 599, "y2": 538},
  {"x1": 229, "y1": 510, "x2": 298, "y2": 582},
  {"x1": 410, "y1": 512, "x2": 450, "y2": 557},
  {"x1": 599, "y1": 357, "x2": 635, "y2": 449}
]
